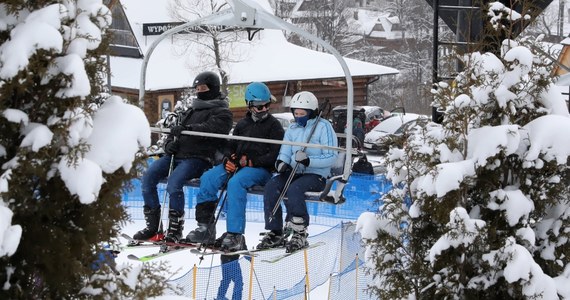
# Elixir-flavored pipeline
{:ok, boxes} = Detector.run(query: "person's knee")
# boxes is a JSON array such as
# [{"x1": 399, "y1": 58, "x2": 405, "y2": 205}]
[
  {"x1": 200, "y1": 168, "x2": 217, "y2": 182},
  {"x1": 166, "y1": 183, "x2": 184, "y2": 195}
]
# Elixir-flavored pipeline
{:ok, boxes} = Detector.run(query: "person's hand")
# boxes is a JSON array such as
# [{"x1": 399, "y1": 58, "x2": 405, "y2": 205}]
[
  {"x1": 295, "y1": 150, "x2": 310, "y2": 167},
  {"x1": 224, "y1": 154, "x2": 238, "y2": 173},
  {"x1": 164, "y1": 141, "x2": 179, "y2": 155},
  {"x1": 170, "y1": 125, "x2": 185, "y2": 137},
  {"x1": 275, "y1": 160, "x2": 291, "y2": 173}
]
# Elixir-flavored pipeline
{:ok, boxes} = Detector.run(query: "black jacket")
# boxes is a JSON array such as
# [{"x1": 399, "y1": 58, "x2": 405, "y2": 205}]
[
  {"x1": 228, "y1": 112, "x2": 285, "y2": 171},
  {"x1": 165, "y1": 97, "x2": 233, "y2": 164}
]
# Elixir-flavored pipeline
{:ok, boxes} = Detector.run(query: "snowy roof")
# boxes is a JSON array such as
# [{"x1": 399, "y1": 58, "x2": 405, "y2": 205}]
[
  {"x1": 110, "y1": 0, "x2": 399, "y2": 91},
  {"x1": 350, "y1": 9, "x2": 386, "y2": 36}
]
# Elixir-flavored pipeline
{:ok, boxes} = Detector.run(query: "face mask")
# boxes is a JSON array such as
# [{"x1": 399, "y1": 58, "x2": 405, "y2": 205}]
[
  {"x1": 295, "y1": 115, "x2": 310, "y2": 127},
  {"x1": 252, "y1": 110, "x2": 269, "y2": 122},
  {"x1": 196, "y1": 85, "x2": 220, "y2": 100}
]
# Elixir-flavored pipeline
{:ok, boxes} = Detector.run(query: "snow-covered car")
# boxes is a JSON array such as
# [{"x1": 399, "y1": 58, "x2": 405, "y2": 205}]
[
  {"x1": 363, "y1": 113, "x2": 428, "y2": 154},
  {"x1": 272, "y1": 112, "x2": 295, "y2": 130}
]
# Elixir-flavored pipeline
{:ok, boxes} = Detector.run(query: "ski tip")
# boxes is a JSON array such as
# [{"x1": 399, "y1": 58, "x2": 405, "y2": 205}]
[{"x1": 127, "y1": 254, "x2": 140, "y2": 261}]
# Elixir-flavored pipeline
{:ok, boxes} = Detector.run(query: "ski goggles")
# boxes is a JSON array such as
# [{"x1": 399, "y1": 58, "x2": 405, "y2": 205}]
[{"x1": 248, "y1": 101, "x2": 270, "y2": 110}]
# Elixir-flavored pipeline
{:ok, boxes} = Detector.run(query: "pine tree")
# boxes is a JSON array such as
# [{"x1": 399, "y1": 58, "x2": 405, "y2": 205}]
[
  {"x1": 0, "y1": 1, "x2": 169, "y2": 298},
  {"x1": 366, "y1": 4, "x2": 570, "y2": 299}
]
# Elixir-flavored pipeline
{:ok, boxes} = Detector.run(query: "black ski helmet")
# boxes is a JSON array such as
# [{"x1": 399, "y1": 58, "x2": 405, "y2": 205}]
[{"x1": 192, "y1": 71, "x2": 221, "y2": 100}]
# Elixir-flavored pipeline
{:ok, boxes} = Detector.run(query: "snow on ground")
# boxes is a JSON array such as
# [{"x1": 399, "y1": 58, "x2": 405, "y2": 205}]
[
  {"x1": 118, "y1": 219, "x2": 332, "y2": 299},
  {"x1": 115, "y1": 150, "x2": 385, "y2": 299}
]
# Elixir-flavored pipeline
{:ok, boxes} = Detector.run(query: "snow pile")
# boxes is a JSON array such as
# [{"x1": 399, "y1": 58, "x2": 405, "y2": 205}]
[{"x1": 0, "y1": 205, "x2": 21, "y2": 257}]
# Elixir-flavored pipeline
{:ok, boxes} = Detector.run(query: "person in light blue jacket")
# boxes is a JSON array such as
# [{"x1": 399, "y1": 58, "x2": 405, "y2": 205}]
[{"x1": 257, "y1": 91, "x2": 338, "y2": 253}]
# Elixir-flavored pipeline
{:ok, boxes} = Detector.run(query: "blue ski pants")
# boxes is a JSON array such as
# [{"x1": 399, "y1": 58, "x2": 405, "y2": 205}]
[
  {"x1": 196, "y1": 164, "x2": 271, "y2": 234},
  {"x1": 263, "y1": 172, "x2": 326, "y2": 231},
  {"x1": 142, "y1": 155, "x2": 210, "y2": 212}
]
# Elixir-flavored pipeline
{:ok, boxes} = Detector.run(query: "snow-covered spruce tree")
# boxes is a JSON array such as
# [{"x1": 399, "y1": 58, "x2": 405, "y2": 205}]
[
  {"x1": 362, "y1": 7, "x2": 570, "y2": 300},
  {"x1": 0, "y1": 2, "x2": 170, "y2": 298}
]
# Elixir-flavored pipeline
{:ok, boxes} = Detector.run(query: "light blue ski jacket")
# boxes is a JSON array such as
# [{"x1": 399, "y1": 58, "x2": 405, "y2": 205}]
[{"x1": 277, "y1": 117, "x2": 338, "y2": 178}]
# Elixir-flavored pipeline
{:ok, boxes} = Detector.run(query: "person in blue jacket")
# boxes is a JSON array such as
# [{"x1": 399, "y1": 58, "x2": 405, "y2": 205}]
[{"x1": 257, "y1": 91, "x2": 338, "y2": 253}]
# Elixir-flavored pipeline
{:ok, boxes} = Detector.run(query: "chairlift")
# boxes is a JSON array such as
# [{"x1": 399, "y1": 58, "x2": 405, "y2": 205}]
[{"x1": 138, "y1": 0, "x2": 357, "y2": 204}]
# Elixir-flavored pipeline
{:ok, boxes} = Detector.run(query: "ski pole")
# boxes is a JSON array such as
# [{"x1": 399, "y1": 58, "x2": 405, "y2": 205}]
[
  {"x1": 154, "y1": 117, "x2": 180, "y2": 240},
  {"x1": 153, "y1": 151, "x2": 175, "y2": 241},
  {"x1": 268, "y1": 100, "x2": 330, "y2": 223},
  {"x1": 153, "y1": 113, "x2": 178, "y2": 241}
]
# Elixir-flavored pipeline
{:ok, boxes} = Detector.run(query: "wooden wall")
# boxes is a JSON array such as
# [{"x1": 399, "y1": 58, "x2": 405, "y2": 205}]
[
  {"x1": 112, "y1": 76, "x2": 377, "y2": 125},
  {"x1": 553, "y1": 44, "x2": 570, "y2": 76}
]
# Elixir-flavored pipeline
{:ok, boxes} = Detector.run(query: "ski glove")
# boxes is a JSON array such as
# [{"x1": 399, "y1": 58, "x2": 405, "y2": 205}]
[
  {"x1": 275, "y1": 160, "x2": 292, "y2": 173},
  {"x1": 224, "y1": 154, "x2": 253, "y2": 173},
  {"x1": 295, "y1": 150, "x2": 310, "y2": 167},
  {"x1": 170, "y1": 125, "x2": 187, "y2": 137},
  {"x1": 224, "y1": 155, "x2": 238, "y2": 173},
  {"x1": 164, "y1": 141, "x2": 179, "y2": 155}
]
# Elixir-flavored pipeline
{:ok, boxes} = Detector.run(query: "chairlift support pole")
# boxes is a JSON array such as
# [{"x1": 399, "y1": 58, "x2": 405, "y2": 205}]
[{"x1": 138, "y1": 0, "x2": 354, "y2": 202}]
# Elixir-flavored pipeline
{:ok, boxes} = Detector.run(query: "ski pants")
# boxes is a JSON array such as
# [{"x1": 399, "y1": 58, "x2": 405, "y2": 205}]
[
  {"x1": 142, "y1": 155, "x2": 210, "y2": 212},
  {"x1": 196, "y1": 164, "x2": 271, "y2": 234},
  {"x1": 263, "y1": 172, "x2": 326, "y2": 231}
]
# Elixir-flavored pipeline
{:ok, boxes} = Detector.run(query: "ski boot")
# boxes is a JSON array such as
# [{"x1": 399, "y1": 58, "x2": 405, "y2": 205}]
[
  {"x1": 185, "y1": 201, "x2": 217, "y2": 244},
  {"x1": 185, "y1": 222, "x2": 216, "y2": 244},
  {"x1": 219, "y1": 232, "x2": 247, "y2": 252},
  {"x1": 285, "y1": 216, "x2": 308, "y2": 253},
  {"x1": 133, "y1": 206, "x2": 162, "y2": 241},
  {"x1": 164, "y1": 209, "x2": 184, "y2": 244},
  {"x1": 256, "y1": 230, "x2": 286, "y2": 250}
]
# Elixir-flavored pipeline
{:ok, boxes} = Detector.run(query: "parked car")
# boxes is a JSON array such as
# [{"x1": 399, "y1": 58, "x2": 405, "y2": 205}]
[
  {"x1": 363, "y1": 113, "x2": 428, "y2": 154},
  {"x1": 331, "y1": 105, "x2": 385, "y2": 134},
  {"x1": 272, "y1": 112, "x2": 295, "y2": 130}
]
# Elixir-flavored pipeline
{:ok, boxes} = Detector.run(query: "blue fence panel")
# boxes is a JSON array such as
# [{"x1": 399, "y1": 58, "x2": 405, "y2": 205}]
[{"x1": 122, "y1": 172, "x2": 392, "y2": 222}]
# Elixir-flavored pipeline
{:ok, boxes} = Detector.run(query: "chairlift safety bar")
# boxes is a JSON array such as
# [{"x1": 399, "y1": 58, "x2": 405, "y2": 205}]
[
  {"x1": 138, "y1": 0, "x2": 355, "y2": 185},
  {"x1": 150, "y1": 127, "x2": 346, "y2": 152}
]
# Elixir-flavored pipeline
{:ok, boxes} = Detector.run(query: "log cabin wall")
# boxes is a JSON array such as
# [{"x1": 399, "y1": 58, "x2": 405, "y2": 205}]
[{"x1": 111, "y1": 76, "x2": 377, "y2": 125}]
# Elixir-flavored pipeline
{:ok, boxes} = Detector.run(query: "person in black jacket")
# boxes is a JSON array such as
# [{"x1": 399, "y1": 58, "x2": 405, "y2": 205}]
[
  {"x1": 185, "y1": 82, "x2": 285, "y2": 251},
  {"x1": 134, "y1": 71, "x2": 233, "y2": 243}
]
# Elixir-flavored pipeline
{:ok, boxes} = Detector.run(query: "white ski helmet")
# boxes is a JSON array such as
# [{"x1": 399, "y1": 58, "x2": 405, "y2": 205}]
[{"x1": 290, "y1": 91, "x2": 318, "y2": 110}]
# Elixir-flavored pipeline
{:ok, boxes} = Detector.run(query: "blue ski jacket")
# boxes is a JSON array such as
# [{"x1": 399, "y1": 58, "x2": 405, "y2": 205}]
[{"x1": 277, "y1": 117, "x2": 338, "y2": 178}]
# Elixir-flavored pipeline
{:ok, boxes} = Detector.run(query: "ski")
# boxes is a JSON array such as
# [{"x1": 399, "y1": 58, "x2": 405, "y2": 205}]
[
  {"x1": 127, "y1": 247, "x2": 189, "y2": 262},
  {"x1": 120, "y1": 233, "x2": 161, "y2": 247},
  {"x1": 120, "y1": 233, "x2": 200, "y2": 249},
  {"x1": 189, "y1": 247, "x2": 262, "y2": 257},
  {"x1": 121, "y1": 243, "x2": 161, "y2": 250},
  {"x1": 261, "y1": 241, "x2": 326, "y2": 263}
]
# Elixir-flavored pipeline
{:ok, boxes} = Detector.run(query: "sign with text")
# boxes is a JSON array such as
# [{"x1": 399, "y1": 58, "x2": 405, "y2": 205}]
[
  {"x1": 228, "y1": 84, "x2": 247, "y2": 108},
  {"x1": 142, "y1": 22, "x2": 231, "y2": 36}
]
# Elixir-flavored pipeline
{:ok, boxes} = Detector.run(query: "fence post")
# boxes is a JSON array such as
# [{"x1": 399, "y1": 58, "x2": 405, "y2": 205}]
[
  {"x1": 304, "y1": 248, "x2": 310, "y2": 297},
  {"x1": 339, "y1": 222, "x2": 347, "y2": 273},
  {"x1": 248, "y1": 256, "x2": 255, "y2": 300},
  {"x1": 355, "y1": 254, "x2": 359, "y2": 300},
  {"x1": 328, "y1": 273, "x2": 332, "y2": 300},
  {"x1": 192, "y1": 264, "x2": 197, "y2": 300}
]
